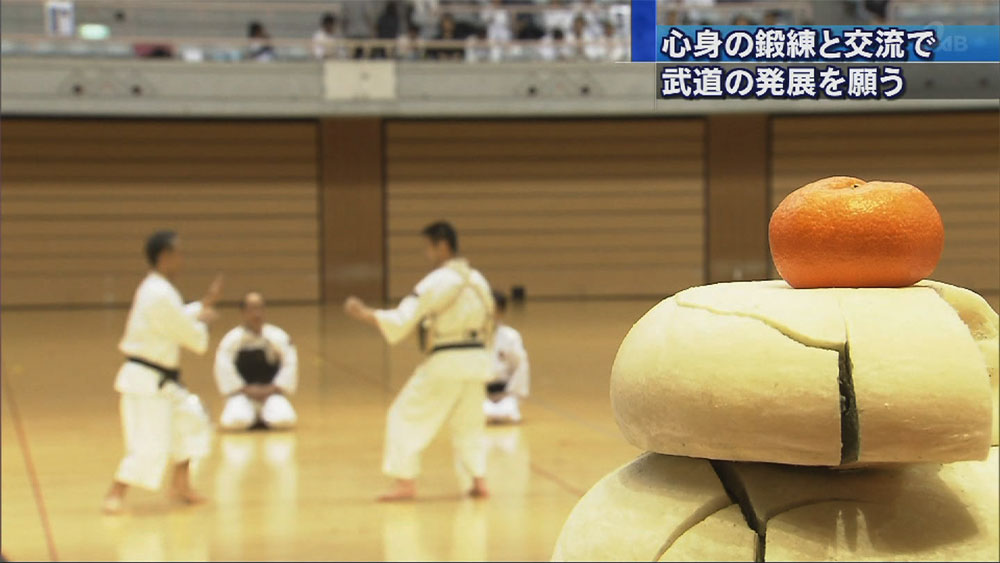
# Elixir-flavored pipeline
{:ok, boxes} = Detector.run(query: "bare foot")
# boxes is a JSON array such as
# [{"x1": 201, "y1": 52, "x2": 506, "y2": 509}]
[
  {"x1": 377, "y1": 479, "x2": 416, "y2": 502},
  {"x1": 469, "y1": 478, "x2": 489, "y2": 499},
  {"x1": 170, "y1": 488, "x2": 207, "y2": 505},
  {"x1": 101, "y1": 494, "x2": 125, "y2": 515},
  {"x1": 169, "y1": 460, "x2": 206, "y2": 505},
  {"x1": 102, "y1": 481, "x2": 128, "y2": 514}
]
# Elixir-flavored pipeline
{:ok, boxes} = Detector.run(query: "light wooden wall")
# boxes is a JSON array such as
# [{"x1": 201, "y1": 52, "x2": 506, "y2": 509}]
[
  {"x1": 0, "y1": 119, "x2": 320, "y2": 307},
  {"x1": 769, "y1": 112, "x2": 1000, "y2": 309},
  {"x1": 3, "y1": 113, "x2": 995, "y2": 309},
  {"x1": 383, "y1": 119, "x2": 707, "y2": 300},
  {"x1": 706, "y1": 114, "x2": 769, "y2": 284},
  {"x1": 319, "y1": 118, "x2": 385, "y2": 304}
]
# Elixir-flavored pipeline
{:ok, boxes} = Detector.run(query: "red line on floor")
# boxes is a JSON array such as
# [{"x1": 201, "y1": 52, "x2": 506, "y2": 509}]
[{"x1": 2, "y1": 368, "x2": 60, "y2": 562}]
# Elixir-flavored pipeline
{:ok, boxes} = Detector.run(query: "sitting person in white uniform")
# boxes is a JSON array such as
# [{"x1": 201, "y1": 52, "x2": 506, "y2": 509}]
[
  {"x1": 484, "y1": 290, "x2": 530, "y2": 423},
  {"x1": 214, "y1": 292, "x2": 298, "y2": 430}
]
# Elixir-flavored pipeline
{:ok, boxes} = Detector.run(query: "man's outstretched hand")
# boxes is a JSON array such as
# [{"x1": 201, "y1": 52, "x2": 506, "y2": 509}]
[
  {"x1": 203, "y1": 274, "x2": 224, "y2": 308},
  {"x1": 197, "y1": 307, "x2": 219, "y2": 324},
  {"x1": 344, "y1": 296, "x2": 377, "y2": 326}
]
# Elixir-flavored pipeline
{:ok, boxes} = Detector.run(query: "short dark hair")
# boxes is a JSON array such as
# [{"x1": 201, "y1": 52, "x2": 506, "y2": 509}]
[
  {"x1": 321, "y1": 12, "x2": 336, "y2": 26},
  {"x1": 421, "y1": 221, "x2": 458, "y2": 253},
  {"x1": 248, "y1": 21, "x2": 264, "y2": 37},
  {"x1": 145, "y1": 230, "x2": 177, "y2": 266},
  {"x1": 492, "y1": 290, "x2": 507, "y2": 313}
]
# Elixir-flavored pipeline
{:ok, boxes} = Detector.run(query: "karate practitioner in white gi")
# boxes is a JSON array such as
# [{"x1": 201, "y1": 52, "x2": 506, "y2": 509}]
[
  {"x1": 344, "y1": 221, "x2": 495, "y2": 501},
  {"x1": 102, "y1": 230, "x2": 222, "y2": 514},
  {"x1": 214, "y1": 292, "x2": 298, "y2": 430},
  {"x1": 483, "y1": 291, "x2": 530, "y2": 424}
]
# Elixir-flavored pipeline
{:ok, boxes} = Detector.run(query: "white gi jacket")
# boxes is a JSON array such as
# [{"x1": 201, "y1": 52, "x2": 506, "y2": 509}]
[
  {"x1": 376, "y1": 257, "x2": 495, "y2": 485},
  {"x1": 214, "y1": 324, "x2": 298, "y2": 396},
  {"x1": 491, "y1": 324, "x2": 530, "y2": 398},
  {"x1": 374, "y1": 258, "x2": 495, "y2": 354},
  {"x1": 114, "y1": 272, "x2": 208, "y2": 395}
]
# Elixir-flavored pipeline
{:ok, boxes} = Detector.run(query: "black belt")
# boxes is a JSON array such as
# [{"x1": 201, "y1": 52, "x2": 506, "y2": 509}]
[
  {"x1": 126, "y1": 356, "x2": 181, "y2": 388},
  {"x1": 430, "y1": 342, "x2": 485, "y2": 354},
  {"x1": 419, "y1": 324, "x2": 482, "y2": 354}
]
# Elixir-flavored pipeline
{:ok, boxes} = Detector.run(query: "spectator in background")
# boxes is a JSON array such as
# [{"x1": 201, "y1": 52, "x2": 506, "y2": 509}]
[
  {"x1": 340, "y1": 0, "x2": 377, "y2": 59},
  {"x1": 410, "y1": 0, "x2": 440, "y2": 39},
  {"x1": 510, "y1": 10, "x2": 545, "y2": 60},
  {"x1": 312, "y1": 12, "x2": 343, "y2": 59},
  {"x1": 731, "y1": 13, "x2": 754, "y2": 25},
  {"x1": 514, "y1": 10, "x2": 545, "y2": 41},
  {"x1": 397, "y1": 24, "x2": 426, "y2": 60},
  {"x1": 442, "y1": 0, "x2": 483, "y2": 38},
  {"x1": 761, "y1": 8, "x2": 797, "y2": 25},
  {"x1": 543, "y1": 0, "x2": 575, "y2": 38},
  {"x1": 539, "y1": 28, "x2": 570, "y2": 61},
  {"x1": 481, "y1": 0, "x2": 512, "y2": 62},
  {"x1": 680, "y1": 0, "x2": 718, "y2": 25},
  {"x1": 567, "y1": 13, "x2": 599, "y2": 61},
  {"x1": 465, "y1": 27, "x2": 491, "y2": 63},
  {"x1": 247, "y1": 21, "x2": 275, "y2": 62},
  {"x1": 578, "y1": 0, "x2": 605, "y2": 38},
  {"x1": 373, "y1": 1, "x2": 406, "y2": 59},
  {"x1": 607, "y1": 0, "x2": 630, "y2": 39},
  {"x1": 860, "y1": 0, "x2": 890, "y2": 24},
  {"x1": 598, "y1": 19, "x2": 627, "y2": 62},
  {"x1": 427, "y1": 12, "x2": 465, "y2": 61}
]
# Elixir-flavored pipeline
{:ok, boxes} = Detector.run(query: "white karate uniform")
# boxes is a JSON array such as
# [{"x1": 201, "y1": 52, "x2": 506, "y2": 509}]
[
  {"x1": 113, "y1": 272, "x2": 212, "y2": 491},
  {"x1": 566, "y1": 28, "x2": 601, "y2": 61},
  {"x1": 481, "y1": 5, "x2": 512, "y2": 62},
  {"x1": 312, "y1": 29, "x2": 349, "y2": 59},
  {"x1": 312, "y1": 29, "x2": 335, "y2": 59},
  {"x1": 374, "y1": 257, "x2": 494, "y2": 490},
  {"x1": 214, "y1": 324, "x2": 298, "y2": 430},
  {"x1": 484, "y1": 324, "x2": 530, "y2": 423},
  {"x1": 543, "y1": 7, "x2": 575, "y2": 36}
]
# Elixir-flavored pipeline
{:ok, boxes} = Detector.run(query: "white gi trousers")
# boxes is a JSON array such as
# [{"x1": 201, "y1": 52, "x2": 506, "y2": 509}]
[
  {"x1": 383, "y1": 348, "x2": 489, "y2": 490},
  {"x1": 484, "y1": 395, "x2": 522, "y2": 423},
  {"x1": 114, "y1": 383, "x2": 211, "y2": 491},
  {"x1": 219, "y1": 393, "x2": 297, "y2": 430}
]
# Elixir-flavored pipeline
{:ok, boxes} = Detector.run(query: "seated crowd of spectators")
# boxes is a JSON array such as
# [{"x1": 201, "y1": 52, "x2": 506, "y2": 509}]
[
  {"x1": 249, "y1": 0, "x2": 631, "y2": 63},
  {"x1": 7, "y1": 0, "x2": 985, "y2": 63},
  {"x1": 663, "y1": 0, "x2": 891, "y2": 27},
  {"x1": 242, "y1": 0, "x2": 899, "y2": 63}
]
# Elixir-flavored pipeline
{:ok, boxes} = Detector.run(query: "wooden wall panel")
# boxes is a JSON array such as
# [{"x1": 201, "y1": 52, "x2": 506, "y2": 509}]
[
  {"x1": 706, "y1": 114, "x2": 769, "y2": 283},
  {"x1": 0, "y1": 118, "x2": 320, "y2": 307},
  {"x1": 384, "y1": 119, "x2": 706, "y2": 299},
  {"x1": 769, "y1": 112, "x2": 1000, "y2": 304},
  {"x1": 318, "y1": 118, "x2": 385, "y2": 304}
]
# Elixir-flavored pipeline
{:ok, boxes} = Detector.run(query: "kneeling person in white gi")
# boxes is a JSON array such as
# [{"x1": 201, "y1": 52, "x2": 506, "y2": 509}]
[
  {"x1": 484, "y1": 290, "x2": 530, "y2": 424},
  {"x1": 103, "y1": 230, "x2": 222, "y2": 514},
  {"x1": 344, "y1": 221, "x2": 494, "y2": 501},
  {"x1": 215, "y1": 292, "x2": 298, "y2": 430}
]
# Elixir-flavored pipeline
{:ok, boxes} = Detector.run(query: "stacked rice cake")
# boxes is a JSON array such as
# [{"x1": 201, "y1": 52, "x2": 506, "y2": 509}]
[{"x1": 554, "y1": 280, "x2": 1000, "y2": 561}]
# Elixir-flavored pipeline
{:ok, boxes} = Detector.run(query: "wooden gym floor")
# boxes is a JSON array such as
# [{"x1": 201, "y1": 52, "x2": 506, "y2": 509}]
[{"x1": 1, "y1": 299, "x2": 655, "y2": 561}]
